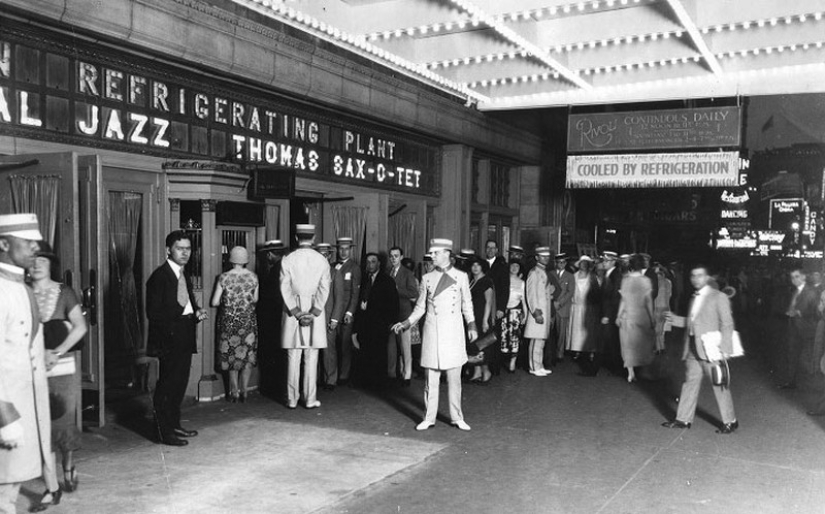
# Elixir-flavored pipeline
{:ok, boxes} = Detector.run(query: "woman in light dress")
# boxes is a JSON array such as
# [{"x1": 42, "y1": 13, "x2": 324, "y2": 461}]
[
  {"x1": 567, "y1": 256, "x2": 601, "y2": 368},
  {"x1": 616, "y1": 254, "x2": 656, "y2": 383}
]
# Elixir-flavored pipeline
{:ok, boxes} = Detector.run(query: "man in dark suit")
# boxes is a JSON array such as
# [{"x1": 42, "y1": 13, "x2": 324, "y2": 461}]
[
  {"x1": 256, "y1": 239, "x2": 286, "y2": 396},
  {"x1": 778, "y1": 267, "x2": 820, "y2": 390},
  {"x1": 485, "y1": 240, "x2": 510, "y2": 323},
  {"x1": 146, "y1": 230, "x2": 207, "y2": 446},
  {"x1": 354, "y1": 253, "x2": 399, "y2": 388},
  {"x1": 663, "y1": 264, "x2": 738, "y2": 434},
  {"x1": 320, "y1": 243, "x2": 346, "y2": 391},
  {"x1": 596, "y1": 251, "x2": 623, "y2": 375},
  {"x1": 333, "y1": 237, "x2": 361, "y2": 386},
  {"x1": 387, "y1": 246, "x2": 418, "y2": 386}
]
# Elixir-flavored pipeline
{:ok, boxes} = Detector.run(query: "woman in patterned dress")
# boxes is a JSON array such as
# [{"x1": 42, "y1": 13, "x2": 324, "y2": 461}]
[
  {"x1": 211, "y1": 246, "x2": 258, "y2": 402},
  {"x1": 500, "y1": 260, "x2": 527, "y2": 373}
]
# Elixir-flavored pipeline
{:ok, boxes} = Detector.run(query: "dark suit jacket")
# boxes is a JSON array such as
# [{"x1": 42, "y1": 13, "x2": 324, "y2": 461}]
[
  {"x1": 791, "y1": 285, "x2": 820, "y2": 342},
  {"x1": 146, "y1": 261, "x2": 200, "y2": 357},
  {"x1": 355, "y1": 271, "x2": 399, "y2": 344},
  {"x1": 390, "y1": 265, "x2": 418, "y2": 320},
  {"x1": 488, "y1": 256, "x2": 510, "y2": 315},
  {"x1": 601, "y1": 267, "x2": 622, "y2": 322}
]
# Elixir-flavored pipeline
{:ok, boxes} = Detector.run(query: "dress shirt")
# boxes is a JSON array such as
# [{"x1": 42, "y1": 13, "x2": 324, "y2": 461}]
[{"x1": 166, "y1": 259, "x2": 194, "y2": 315}]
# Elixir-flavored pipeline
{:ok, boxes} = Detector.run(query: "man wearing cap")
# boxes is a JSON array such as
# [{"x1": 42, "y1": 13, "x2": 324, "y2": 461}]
[
  {"x1": 147, "y1": 230, "x2": 208, "y2": 446},
  {"x1": 0, "y1": 214, "x2": 53, "y2": 513},
  {"x1": 524, "y1": 247, "x2": 556, "y2": 376},
  {"x1": 331, "y1": 237, "x2": 361, "y2": 386},
  {"x1": 280, "y1": 224, "x2": 331, "y2": 409},
  {"x1": 392, "y1": 239, "x2": 477, "y2": 431},
  {"x1": 508, "y1": 245, "x2": 525, "y2": 264},
  {"x1": 387, "y1": 246, "x2": 418, "y2": 387},
  {"x1": 257, "y1": 240, "x2": 286, "y2": 395},
  {"x1": 553, "y1": 253, "x2": 575, "y2": 363},
  {"x1": 319, "y1": 243, "x2": 345, "y2": 391},
  {"x1": 598, "y1": 251, "x2": 624, "y2": 375}
]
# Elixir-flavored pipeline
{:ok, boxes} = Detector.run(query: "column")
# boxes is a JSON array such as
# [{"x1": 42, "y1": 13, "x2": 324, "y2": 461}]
[
  {"x1": 434, "y1": 145, "x2": 473, "y2": 247},
  {"x1": 197, "y1": 199, "x2": 222, "y2": 400}
]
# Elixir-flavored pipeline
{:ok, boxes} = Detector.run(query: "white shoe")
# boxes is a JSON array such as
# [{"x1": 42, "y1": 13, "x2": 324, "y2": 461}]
[
  {"x1": 529, "y1": 369, "x2": 550, "y2": 376},
  {"x1": 305, "y1": 400, "x2": 321, "y2": 409},
  {"x1": 452, "y1": 420, "x2": 471, "y2": 431},
  {"x1": 286, "y1": 402, "x2": 298, "y2": 409},
  {"x1": 539, "y1": 368, "x2": 552, "y2": 375},
  {"x1": 416, "y1": 420, "x2": 435, "y2": 431}
]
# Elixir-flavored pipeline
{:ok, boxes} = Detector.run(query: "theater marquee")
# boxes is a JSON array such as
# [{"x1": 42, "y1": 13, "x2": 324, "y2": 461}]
[
  {"x1": 0, "y1": 22, "x2": 439, "y2": 196},
  {"x1": 566, "y1": 152, "x2": 740, "y2": 189}
]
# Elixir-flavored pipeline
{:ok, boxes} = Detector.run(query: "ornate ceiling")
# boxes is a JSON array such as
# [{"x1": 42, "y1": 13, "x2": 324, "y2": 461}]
[{"x1": 232, "y1": 0, "x2": 825, "y2": 111}]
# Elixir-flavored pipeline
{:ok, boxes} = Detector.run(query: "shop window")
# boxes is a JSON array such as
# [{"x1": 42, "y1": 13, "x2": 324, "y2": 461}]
[
  {"x1": 179, "y1": 200, "x2": 203, "y2": 289},
  {"x1": 490, "y1": 162, "x2": 510, "y2": 208}
]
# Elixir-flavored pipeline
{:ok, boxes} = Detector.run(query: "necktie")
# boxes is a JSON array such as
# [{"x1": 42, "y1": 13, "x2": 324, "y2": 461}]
[{"x1": 177, "y1": 271, "x2": 189, "y2": 308}]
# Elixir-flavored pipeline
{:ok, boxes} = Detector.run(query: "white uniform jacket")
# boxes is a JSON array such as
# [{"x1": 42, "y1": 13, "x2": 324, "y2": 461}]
[
  {"x1": 280, "y1": 247, "x2": 331, "y2": 349},
  {"x1": 524, "y1": 265, "x2": 554, "y2": 340},
  {"x1": 0, "y1": 266, "x2": 51, "y2": 483},
  {"x1": 405, "y1": 266, "x2": 475, "y2": 370}
]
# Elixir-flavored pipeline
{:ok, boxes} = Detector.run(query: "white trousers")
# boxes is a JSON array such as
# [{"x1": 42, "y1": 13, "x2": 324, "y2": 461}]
[
  {"x1": 387, "y1": 329, "x2": 413, "y2": 379},
  {"x1": 0, "y1": 483, "x2": 20, "y2": 514},
  {"x1": 287, "y1": 348, "x2": 318, "y2": 405},
  {"x1": 529, "y1": 339, "x2": 547, "y2": 371},
  {"x1": 423, "y1": 367, "x2": 463, "y2": 423}
]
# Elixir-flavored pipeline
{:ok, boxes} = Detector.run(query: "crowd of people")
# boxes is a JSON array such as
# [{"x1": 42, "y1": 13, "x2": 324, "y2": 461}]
[{"x1": 4, "y1": 211, "x2": 825, "y2": 514}]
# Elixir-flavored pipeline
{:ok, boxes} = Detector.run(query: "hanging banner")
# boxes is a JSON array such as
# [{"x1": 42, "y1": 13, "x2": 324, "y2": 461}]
[
  {"x1": 567, "y1": 107, "x2": 741, "y2": 152},
  {"x1": 566, "y1": 152, "x2": 740, "y2": 189}
]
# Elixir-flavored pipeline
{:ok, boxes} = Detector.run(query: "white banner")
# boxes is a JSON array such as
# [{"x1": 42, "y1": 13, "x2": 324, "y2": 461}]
[{"x1": 566, "y1": 152, "x2": 740, "y2": 189}]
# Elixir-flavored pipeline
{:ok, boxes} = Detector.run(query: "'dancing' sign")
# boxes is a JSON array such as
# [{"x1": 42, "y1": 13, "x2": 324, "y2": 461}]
[{"x1": 568, "y1": 107, "x2": 741, "y2": 153}]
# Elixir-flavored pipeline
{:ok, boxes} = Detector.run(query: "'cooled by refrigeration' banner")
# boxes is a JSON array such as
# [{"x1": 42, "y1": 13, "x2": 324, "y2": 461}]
[{"x1": 566, "y1": 152, "x2": 740, "y2": 189}]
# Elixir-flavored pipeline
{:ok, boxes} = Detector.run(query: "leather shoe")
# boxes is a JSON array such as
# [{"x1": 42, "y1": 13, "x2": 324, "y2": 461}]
[
  {"x1": 160, "y1": 436, "x2": 188, "y2": 446},
  {"x1": 452, "y1": 420, "x2": 471, "y2": 431},
  {"x1": 173, "y1": 427, "x2": 198, "y2": 438},
  {"x1": 807, "y1": 410, "x2": 825, "y2": 416},
  {"x1": 415, "y1": 420, "x2": 435, "y2": 431},
  {"x1": 661, "y1": 420, "x2": 691, "y2": 429},
  {"x1": 716, "y1": 420, "x2": 739, "y2": 434}
]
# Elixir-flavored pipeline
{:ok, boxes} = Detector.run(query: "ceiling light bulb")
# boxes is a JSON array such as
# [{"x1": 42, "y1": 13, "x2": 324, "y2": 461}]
[
  {"x1": 784, "y1": 17, "x2": 792, "y2": 24},
  {"x1": 815, "y1": 12, "x2": 822, "y2": 21},
  {"x1": 742, "y1": 21, "x2": 750, "y2": 29},
  {"x1": 757, "y1": 19, "x2": 765, "y2": 27},
  {"x1": 563, "y1": 5, "x2": 571, "y2": 13},
  {"x1": 549, "y1": 6, "x2": 558, "y2": 15},
  {"x1": 577, "y1": 2, "x2": 586, "y2": 11}
]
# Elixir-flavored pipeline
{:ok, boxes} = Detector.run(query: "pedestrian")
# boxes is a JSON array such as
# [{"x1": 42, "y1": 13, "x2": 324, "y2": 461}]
[
  {"x1": 279, "y1": 224, "x2": 331, "y2": 409},
  {"x1": 616, "y1": 254, "x2": 656, "y2": 383},
  {"x1": 256, "y1": 239, "x2": 286, "y2": 396},
  {"x1": 211, "y1": 246, "x2": 258, "y2": 403},
  {"x1": 500, "y1": 260, "x2": 527, "y2": 373},
  {"x1": 568, "y1": 255, "x2": 601, "y2": 375},
  {"x1": 332, "y1": 237, "x2": 361, "y2": 387},
  {"x1": 387, "y1": 247, "x2": 418, "y2": 387},
  {"x1": 653, "y1": 264, "x2": 673, "y2": 353},
  {"x1": 353, "y1": 253, "x2": 398, "y2": 388},
  {"x1": 524, "y1": 247, "x2": 555, "y2": 377},
  {"x1": 0, "y1": 214, "x2": 55, "y2": 513},
  {"x1": 662, "y1": 264, "x2": 739, "y2": 434},
  {"x1": 147, "y1": 230, "x2": 207, "y2": 446},
  {"x1": 392, "y1": 239, "x2": 477, "y2": 431},
  {"x1": 777, "y1": 267, "x2": 820, "y2": 390},
  {"x1": 598, "y1": 251, "x2": 623, "y2": 376},
  {"x1": 553, "y1": 253, "x2": 574, "y2": 363},
  {"x1": 320, "y1": 243, "x2": 346, "y2": 392},
  {"x1": 30, "y1": 242, "x2": 87, "y2": 504},
  {"x1": 467, "y1": 256, "x2": 495, "y2": 384}
]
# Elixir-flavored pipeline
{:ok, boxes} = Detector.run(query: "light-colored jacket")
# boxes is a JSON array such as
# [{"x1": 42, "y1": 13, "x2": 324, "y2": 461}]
[
  {"x1": 280, "y1": 247, "x2": 331, "y2": 349},
  {"x1": 524, "y1": 266, "x2": 553, "y2": 339},
  {"x1": 0, "y1": 270, "x2": 52, "y2": 483},
  {"x1": 406, "y1": 266, "x2": 475, "y2": 370},
  {"x1": 683, "y1": 287, "x2": 734, "y2": 361}
]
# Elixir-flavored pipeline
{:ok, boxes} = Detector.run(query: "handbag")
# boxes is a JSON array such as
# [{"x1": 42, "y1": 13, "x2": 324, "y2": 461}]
[
  {"x1": 466, "y1": 331, "x2": 498, "y2": 364},
  {"x1": 47, "y1": 355, "x2": 76, "y2": 378}
]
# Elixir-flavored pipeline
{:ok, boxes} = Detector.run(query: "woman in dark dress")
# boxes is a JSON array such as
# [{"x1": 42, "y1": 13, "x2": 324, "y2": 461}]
[
  {"x1": 467, "y1": 256, "x2": 495, "y2": 383},
  {"x1": 30, "y1": 243, "x2": 88, "y2": 510}
]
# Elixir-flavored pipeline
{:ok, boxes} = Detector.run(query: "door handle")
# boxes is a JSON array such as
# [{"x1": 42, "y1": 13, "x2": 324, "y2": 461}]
[{"x1": 82, "y1": 269, "x2": 97, "y2": 326}]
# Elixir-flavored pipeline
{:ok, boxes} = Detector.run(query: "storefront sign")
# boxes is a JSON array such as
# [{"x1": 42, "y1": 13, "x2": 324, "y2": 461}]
[
  {"x1": 768, "y1": 198, "x2": 804, "y2": 230},
  {"x1": 567, "y1": 107, "x2": 741, "y2": 153},
  {"x1": 0, "y1": 25, "x2": 439, "y2": 196},
  {"x1": 566, "y1": 152, "x2": 739, "y2": 189}
]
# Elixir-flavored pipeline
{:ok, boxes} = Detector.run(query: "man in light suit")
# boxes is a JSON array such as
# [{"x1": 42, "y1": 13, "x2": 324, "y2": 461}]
[
  {"x1": 523, "y1": 247, "x2": 555, "y2": 376},
  {"x1": 318, "y1": 243, "x2": 346, "y2": 392},
  {"x1": 333, "y1": 237, "x2": 361, "y2": 386},
  {"x1": 147, "y1": 230, "x2": 208, "y2": 446},
  {"x1": 387, "y1": 246, "x2": 418, "y2": 387},
  {"x1": 280, "y1": 224, "x2": 331, "y2": 409},
  {"x1": 662, "y1": 264, "x2": 738, "y2": 434},
  {"x1": 393, "y1": 239, "x2": 477, "y2": 431},
  {"x1": 778, "y1": 267, "x2": 820, "y2": 390},
  {"x1": 553, "y1": 253, "x2": 574, "y2": 362}
]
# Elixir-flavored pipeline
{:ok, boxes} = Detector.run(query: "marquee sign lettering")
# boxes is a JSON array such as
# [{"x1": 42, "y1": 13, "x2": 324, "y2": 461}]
[
  {"x1": 0, "y1": 23, "x2": 439, "y2": 196},
  {"x1": 566, "y1": 152, "x2": 740, "y2": 189}
]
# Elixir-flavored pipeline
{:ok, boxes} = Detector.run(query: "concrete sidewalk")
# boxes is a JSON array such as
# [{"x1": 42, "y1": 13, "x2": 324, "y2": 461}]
[{"x1": 16, "y1": 329, "x2": 825, "y2": 514}]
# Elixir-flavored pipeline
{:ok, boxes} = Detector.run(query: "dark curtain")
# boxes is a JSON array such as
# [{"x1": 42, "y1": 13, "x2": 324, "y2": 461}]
[
  {"x1": 10, "y1": 174, "x2": 60, "y2": 246},
  {"x1": 109, "y1": 192, "x2": 143, "y2": 356}
]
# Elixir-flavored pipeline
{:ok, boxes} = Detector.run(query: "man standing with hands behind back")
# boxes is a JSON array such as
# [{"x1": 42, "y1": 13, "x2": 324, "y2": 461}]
[
  {"x1": 147, "y1": 230, "x2": 208, "y2": 447},
  {"x1": 393, "y1": 239, "x2": 476, "y2": 432}
]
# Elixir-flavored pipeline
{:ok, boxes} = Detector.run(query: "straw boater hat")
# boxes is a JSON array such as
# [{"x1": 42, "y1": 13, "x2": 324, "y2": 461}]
[
  {"x1": 295, "y1": 224, "x2": 315, "y2": 235},
  {"x1": 619, "y1": 254, "x2": 631, "y2": 261},
  {"x1": 336, "y1": 237, "x2": 354, "y2": 248},
  {"x1": 0, "y1": 213, "x2": 44, "y2": 241},
  {"x1": 535, "y1": 246, "x2": 552, "y2": 256},
  {"x1": 428, "y1": 238, "x2": 453, "y2": 253},
  {"x1": 315, "y1": 242, "x2": 332, "y2": 253},
  {"x1": 457, "y1": 248, "x2": 476, "y2": 260},
  {"x1": 575, "y1": 255, "x2": 594, "y2": 266},
  {"x1": 602, "y1": 251, "x2": 618, "y2": 260},
  {"x1": 229, "y1": 246, "x2": 249, "y2": 264},
  {"x1": 508, "y1": 245, "x2": 525, "y2": 254},
  {"x1": 423, "y1": 254, "x2": 433, "y2": 262},
  {"x1": 553, "y1": 252, "x2": 568, "y2": 260},
  {"x1": 259, "y1": 239, "x2": 285, "y2": 253}
]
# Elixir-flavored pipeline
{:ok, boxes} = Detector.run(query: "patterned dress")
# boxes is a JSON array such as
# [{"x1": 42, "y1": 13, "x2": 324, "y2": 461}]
[
  {"x1": 217, "y1": 269, "x2": 259, "y2": 370},
  {"x1": 500, "y1": 276, "x2": 525, "y2": 354}
]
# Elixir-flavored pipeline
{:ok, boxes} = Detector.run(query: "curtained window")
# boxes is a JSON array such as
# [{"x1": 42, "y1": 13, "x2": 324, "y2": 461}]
[
  {"x1": 9, "y1": 174, "x2": 60, "y2": 246},
  {"x1": 108, "y1": 192, "x2": 144, "y2": 357},
  {"x1": 332, "y1": 206, "x2": 367, "y2": 264},
  {"x1": 389, "y1": 212, "x2": 416, "y2": 259}
]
